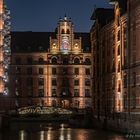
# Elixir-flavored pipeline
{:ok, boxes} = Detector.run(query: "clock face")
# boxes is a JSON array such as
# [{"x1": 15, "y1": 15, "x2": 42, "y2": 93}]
[{"x1": 61, "y1": 36, "x2": 69, "y2": 53}]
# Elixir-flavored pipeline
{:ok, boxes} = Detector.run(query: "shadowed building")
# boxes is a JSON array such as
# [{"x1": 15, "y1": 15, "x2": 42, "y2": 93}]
[{"x1": 4, "y1": 16, "x2": 92, "y2": 111}]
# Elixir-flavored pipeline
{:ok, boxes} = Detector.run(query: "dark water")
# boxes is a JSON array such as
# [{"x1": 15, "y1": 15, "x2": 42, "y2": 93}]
[{"x1": 0, "y1": 123, "x2": 129, "y2": 140}]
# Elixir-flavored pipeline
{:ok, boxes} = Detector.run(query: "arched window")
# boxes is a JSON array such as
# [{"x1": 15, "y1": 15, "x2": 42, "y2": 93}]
[
  {"x1": 85, "y1": 58, "x2": 91, "y2": 65},
  {"x1": 38, "y1": 57, "x2": 44, "y2": 64},
  {"x1": 51, "y1": 57, "x2": 57, "y2": 64},
  {"x1": 74, "y1": 58, "x2": 80, "y2": 64}
]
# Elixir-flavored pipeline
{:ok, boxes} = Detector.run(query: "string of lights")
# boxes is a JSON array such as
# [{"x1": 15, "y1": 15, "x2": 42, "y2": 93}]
[{"x1": 0, "y1": 3, "x2": 11, "y2": 95}]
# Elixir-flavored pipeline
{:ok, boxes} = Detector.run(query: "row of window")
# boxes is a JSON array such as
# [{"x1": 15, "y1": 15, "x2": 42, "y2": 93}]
[
  {"x1": 15, "y1": 57, "x2": 91, "y2": 65},
  {"x1": 15, "y1": 77, "x2": 91, "y2": 87},
  {"x1": 15, "y1": 67, "x2": 91, "y2": 75},
  {"x1": 15, "y1": 88, "x2": 91, "y2": 98}
]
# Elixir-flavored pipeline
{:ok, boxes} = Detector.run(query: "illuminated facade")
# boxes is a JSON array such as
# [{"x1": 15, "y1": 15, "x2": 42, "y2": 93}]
[
  {"x1": 8, "y1": 16, "x2": 92, "y2": 111},
  {"x1": 91, "y1": 0, "x2": 127, "y2": 119},
  {"x1": 0, "y1": 0, "x2": 10, "y2": 95}
]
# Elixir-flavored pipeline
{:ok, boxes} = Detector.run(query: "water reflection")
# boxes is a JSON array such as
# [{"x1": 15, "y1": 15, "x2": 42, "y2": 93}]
[{"x1": 0, "y1": 123, "x2": 127, "y2": 140}]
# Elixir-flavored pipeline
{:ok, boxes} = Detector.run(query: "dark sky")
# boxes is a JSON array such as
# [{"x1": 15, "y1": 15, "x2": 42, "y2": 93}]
[{"x1": 5, "y1": 0, "x2": 112, "y2": 32}]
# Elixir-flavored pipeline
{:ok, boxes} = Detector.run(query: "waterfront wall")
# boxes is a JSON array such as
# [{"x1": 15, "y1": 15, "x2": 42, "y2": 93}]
[{"x1": 93, "y1": 113, "x2": 140, "y2": 134}]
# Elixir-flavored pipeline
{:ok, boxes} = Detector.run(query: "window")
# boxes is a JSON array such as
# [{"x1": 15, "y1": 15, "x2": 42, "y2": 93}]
[
  {"x1": 38, "y1": 89, "x2": 44, "y2": 97},
  {"x1": 15, "y1": 57, "x2": 21, "y2": 65},
  {"x1": 63, "y1": 58, "x2": 69, "y2": 64},
  {"x1": 15, "y1": 67, "x2": 21, "y2": 74},
  {"x1": 124, "y1": 94, "x2": 127, "y2": 109},
  {"x1": 39, "y1": 68, "x2": 43, "y2": 75},
  {"x1": 74, "y1": 58, "x2": 80, "y2": 64},
  {"x1": 117, "y1": 30, "x2": 120, "y2": 41},
  {"x1": 74, "y1": 68, "x2": 79, "y2": 75},
  {"x1": 27, "y1": 67, "x2": 32, "y2": 75},
  {"x1": 38, "y1": 58, "x2": 44, "y2": 64},
  {"x1": 132, "y1": 72, "x2": 136, "y2": 87},
  {"x1": 52, "y1": 57, "x2": 57, "y2": 64},
  {"x1": 27, "y1": 77, "x2": 33, "y2": 86},
  {"x1": 85, "y1": 89, "x2": 90, "y2": 97},
  {"x1": 117, "y1": 46, "x2": 120, "y2": 55},
  {"x1": 74, "y1": 79, "x2": 79, "y2": 86},
  {"x1": 63, "y1": 68, "x2": 68, "y2": 74},
  {"x1": 52, "y1": 78, "x2": 57, "y2": 86},
  {"x1": 74, "y1": 89, "x2": 79, "y2": 97},
  {"x1": 66, "y1": 29, "x2": 70, "y2": 34},
  {"x1": 38, "y1": 78, "x2": 44, "y2": 86},
  {"x1": 85, "y1": 78, "x2": 90, "y2": 86},
  {"x1": 85, "y1": 68, "x2": 90, "y2": 75},
  {"x1": 27, "y1": 57, "x2": 33, "y2": 65},
  {"x1": 52, "y1": 68, "x2": 56, "y2": 75},
  {"x1": 52, "y1": 89, "x2": 57, "y2": 97},
  {"x1": 124, "y1": 74, "x2": 127, "y2": 88},
  {"x1": 118, "y1": 82, "x2": 121, "y2": 92},
  {"x1": 27, "y1": 86, "x2": 33, "y2": 97},
  {"x1": 85, "y1": 58, "x2": 91, "y2": 65}
]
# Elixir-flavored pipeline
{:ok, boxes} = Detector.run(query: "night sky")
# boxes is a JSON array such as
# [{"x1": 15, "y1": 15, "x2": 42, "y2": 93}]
[{"x1": 5, "y1": 0, "x2": 112, "y2": 32}]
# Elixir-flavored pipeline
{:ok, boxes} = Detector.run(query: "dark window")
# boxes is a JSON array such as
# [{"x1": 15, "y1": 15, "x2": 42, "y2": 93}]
[
  {"x1": 38, "y1": 58, "x2": 44, "y2": 64},
  {"x1": 15, "y1": 57, "x2": 21, "y2": 65},
  {"x1": 39, "y1": 68, "x2": 43, "y2": 75},
  {"x1": 118, "y1": 82, "x2": 121, "y2": 92},
  {"x1": 52, "y1": 78, "x2": 57, "y2": 86},
  {"x1": 117, "y1": 30, "x2": 120, "y2": 41},
  {"x1": 85, "y1": 58, "x2": 91, "y2": 65},
  {"x1": 27, "y1": 77, "x2": 33, "y2": 86},
  {"x1": 118, "y1": 46, "x2": 120, "y2": 55},
  {"x1": 52, "y1": 89, "x2": 57, "y2": 97},
  {"x1": 38, "y1": 89, "x2": 44, "y2": 97},
  {"x1": 52, "y1": 68, "x2": 56, "y2": 75},
  {"x1": 74, "y1": 79, "x2": 79, "y2": 86},
  {"x1": 38, "y1": 78, "x2": 44, "y2": 86},
  {"x1": 27, "y1": 67, "x2": 32, "y2": 75},
  {"x1": 85, "y1": 68, "x2": 90, "y2": 75},
  {"x1": 27, "y1": 57, "x2": 33, "y2": 65},
  {"x1": 124, "y1": 74, "x2": 127, "y2": 88},
  {"x1": 66, "y1": 29, "x2": 70, "y2": 34},
  {"x1": 52, "y1": 57, "x2": 57, "y2": 64},
  {"x1": 61, "y1": 29, "x2": 64, "y2": 34},
  {"x1": 27, "y1": 86, "x2": 33, "y2": 97},
  {"x1": 85, "y1": 78, "x2": 90, "y2": 86},
  {"x1": 15, "y1": 67, "x2": 21, "y2": 74},
  {"x1": 63, "y1": 68, "x2": 68, "y2": 74},
  {"x1": 74, "y1": 89, "x2": 79, "y2": 97},
  {"x1": 132, "y1": 72, "x2": 136, "y2": 87},
  {"x1": 63, "y1": 58, "x2": 69, "y2": 64},
  {"x1": 85, "y1": 89, "x2": 90, "y2": 97},
  {"x1": 74, "y1": 58, "x2": 80, "y2": 64},
  {"x1": 74, "y1": 68, "x2": 79, "y2": 75}
]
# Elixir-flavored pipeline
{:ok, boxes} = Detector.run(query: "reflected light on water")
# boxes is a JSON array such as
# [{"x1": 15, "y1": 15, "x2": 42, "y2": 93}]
[
  {"x1": 47, "y1": 129, "x2": 51, "y2": 140},
  {"x1": 40, "y1": 131, "x2": 44, "y2": 140},
  {"x1": 19, "y1": 130, "x2": 25, "y2": 140},
  {"x1": 67, "y1": 128, "x2": 71, "y2": 140},
  {"x1": 60, "y1": 124, "x2": 64, "y2": 140}
]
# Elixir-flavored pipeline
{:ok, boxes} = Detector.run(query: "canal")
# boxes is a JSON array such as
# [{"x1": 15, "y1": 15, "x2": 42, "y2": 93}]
[{"x1": 0, "y1": 123, "x2": 130, "y2": 140}]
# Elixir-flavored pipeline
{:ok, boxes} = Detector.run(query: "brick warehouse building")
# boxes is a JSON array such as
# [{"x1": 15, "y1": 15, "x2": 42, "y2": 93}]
[
  {"x1": 0, "y1": 16, "x2": 92, "y2": 111},
  {"x1": 91, "y1": 0, "x2": 140, "y2": 132}
]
